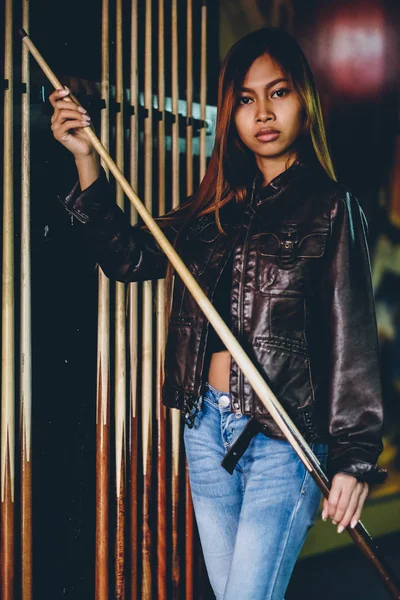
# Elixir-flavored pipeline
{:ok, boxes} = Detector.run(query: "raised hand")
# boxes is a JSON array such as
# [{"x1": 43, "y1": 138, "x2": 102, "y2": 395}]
[{"x1": 49, "y1": 88, "x2": 94, "y2": 159}]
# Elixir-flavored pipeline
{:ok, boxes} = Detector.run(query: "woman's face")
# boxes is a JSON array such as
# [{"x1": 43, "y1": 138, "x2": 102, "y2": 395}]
[{"x1": 233, "y1": 54, "x2": 305, "y2": 164}]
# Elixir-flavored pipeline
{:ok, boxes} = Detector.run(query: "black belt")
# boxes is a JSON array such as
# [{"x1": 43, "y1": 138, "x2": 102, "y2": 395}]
[{"x1": 221, "y1": 416, "x2": 265, "y2": 474}]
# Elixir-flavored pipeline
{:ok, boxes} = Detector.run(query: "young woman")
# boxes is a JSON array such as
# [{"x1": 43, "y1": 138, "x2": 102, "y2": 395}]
[{"x1": 50, "y1": 27, "x2": 387, "y2": 600}]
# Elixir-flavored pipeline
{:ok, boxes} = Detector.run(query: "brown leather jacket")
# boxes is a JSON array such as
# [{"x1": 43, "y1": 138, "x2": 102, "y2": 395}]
[{"x1": 59, "y1": 159, "x2": 387, "y2": 484}]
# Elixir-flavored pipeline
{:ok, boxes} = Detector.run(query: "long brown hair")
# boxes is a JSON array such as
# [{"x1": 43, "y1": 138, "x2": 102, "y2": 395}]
[{"x1": 150, "y1": 27, "x2": 336, "y2": 325}]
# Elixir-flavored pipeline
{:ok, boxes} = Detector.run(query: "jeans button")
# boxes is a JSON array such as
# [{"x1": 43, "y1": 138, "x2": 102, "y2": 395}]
[{"x1": 219, "y1": 395, "x2": 230, "y2": 409}]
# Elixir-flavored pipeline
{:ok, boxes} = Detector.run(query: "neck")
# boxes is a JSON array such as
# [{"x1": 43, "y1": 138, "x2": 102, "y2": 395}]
[{"x1": 255, "y1": 152, "x2": 299, "y2": 187}]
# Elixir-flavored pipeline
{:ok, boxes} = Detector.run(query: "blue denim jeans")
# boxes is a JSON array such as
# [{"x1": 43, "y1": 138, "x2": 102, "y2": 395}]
[{"x1": 183, "y1": 382, "x2": 328, "y2": 600}]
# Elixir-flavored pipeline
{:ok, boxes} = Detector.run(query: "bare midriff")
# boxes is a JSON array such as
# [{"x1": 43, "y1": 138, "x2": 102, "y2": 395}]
[{"x1": 207, "y1": 350, "x2": 231, "y2": 393}]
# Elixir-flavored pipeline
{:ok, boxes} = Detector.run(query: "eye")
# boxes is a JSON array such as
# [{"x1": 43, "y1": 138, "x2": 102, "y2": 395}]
[
  {"x1": 271, "y1": 88, "x2": 290, "y2": 98},
  {"x1": 237, "y1": 96, "x2": 253, "y2": 105}
]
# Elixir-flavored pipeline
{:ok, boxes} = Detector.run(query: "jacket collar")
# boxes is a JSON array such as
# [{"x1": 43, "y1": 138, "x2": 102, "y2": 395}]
[{"x1": 253, "y1": 158, "x2": 309, "y2": 204}]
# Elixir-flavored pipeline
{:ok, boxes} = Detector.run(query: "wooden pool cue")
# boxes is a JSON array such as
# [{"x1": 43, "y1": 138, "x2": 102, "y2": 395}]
[
  {"x1": 129, "y1": 1, "x2": 139, "y2": 598},
  {"x1": 20, "y1": 0, "x2": 33, "y2": 597},
  {"x1": 2, "y1": 1, "x2": 15, "y2": 597},
  {"x1": 95, "y1": 0, "x2": 111, "y2": 597},
  {"x1": 156, "y1": 0, "x2": 168, "y2": 597}
]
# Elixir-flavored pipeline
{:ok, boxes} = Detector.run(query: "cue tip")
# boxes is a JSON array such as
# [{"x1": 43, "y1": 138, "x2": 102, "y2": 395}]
[{"x1": 18, "y1": 28, "x2": 28, "y2": 39}]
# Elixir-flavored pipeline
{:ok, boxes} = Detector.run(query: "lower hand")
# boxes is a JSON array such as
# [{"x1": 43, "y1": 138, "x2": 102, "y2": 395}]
[{"x1": 321, "y1": 473, "x2": 369, "y2": 533}]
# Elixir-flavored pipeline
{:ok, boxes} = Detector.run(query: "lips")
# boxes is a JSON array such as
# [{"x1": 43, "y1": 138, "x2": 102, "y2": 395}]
[
  {"x1": 255, "y1": 128, "x2": 280, "y2": 138},
  {"x1": 255, "y1": 128, "x2": 281, "y2": 143},
  {"x1": 256, "y1": 128, "x2": 280, "y2": 142}
]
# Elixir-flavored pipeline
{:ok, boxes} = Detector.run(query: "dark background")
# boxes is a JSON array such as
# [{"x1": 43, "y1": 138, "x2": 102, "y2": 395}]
[{"x1": 1, "y1": 0, "x2": 400, "y2": 598}]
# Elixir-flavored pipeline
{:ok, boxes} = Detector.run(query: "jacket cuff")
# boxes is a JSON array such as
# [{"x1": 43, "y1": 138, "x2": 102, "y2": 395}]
[
  {"x1": 57, "y1": 167, "x2": 111, "y2": 224},
  {"x1": 328, "y1": 454, "x2": 388, "y2": 484}
]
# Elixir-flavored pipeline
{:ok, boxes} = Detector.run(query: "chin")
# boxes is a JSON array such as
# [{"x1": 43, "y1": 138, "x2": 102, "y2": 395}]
[{"x1": 256, "y1": 147, "x2": 286, "y2": 159}]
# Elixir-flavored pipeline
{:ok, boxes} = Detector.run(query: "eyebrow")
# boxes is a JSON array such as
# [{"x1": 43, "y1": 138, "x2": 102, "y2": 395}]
[{"x1": 238, "y1": 77, "x2": 289, "y2": 92}]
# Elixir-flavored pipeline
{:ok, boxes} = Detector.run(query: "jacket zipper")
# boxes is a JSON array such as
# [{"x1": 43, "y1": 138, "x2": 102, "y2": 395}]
[{"x1": 237, "y1": 179, "x2": 257, "y2": 412}]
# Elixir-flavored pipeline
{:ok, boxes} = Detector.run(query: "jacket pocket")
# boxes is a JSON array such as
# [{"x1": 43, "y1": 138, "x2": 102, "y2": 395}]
[
  {"x1": 254, "y1": 227, "x2": 328, "y2": 271},
  {"x1": 269, "y1": 292, "x2": 305, "y2": 342},
  {"x1": 252, "y1": 336, "x2": 315, "y2": 413},
  {"x1": 297, "y1": 233, "x2": 327, "y2": 258},
  {"x1": 254, "y1": 229, "x2": 328, "y2": 296},
  {"x1": 252, "y1": 285, "x2": 306, "y2": 343}
]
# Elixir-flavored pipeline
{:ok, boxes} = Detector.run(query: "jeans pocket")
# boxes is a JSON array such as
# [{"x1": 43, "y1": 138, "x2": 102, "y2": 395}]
[{"x1": 183, "y1": 395, "x2": 204, "y2": 428}]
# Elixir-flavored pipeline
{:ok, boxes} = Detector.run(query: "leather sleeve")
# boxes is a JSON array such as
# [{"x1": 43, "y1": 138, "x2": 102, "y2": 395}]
[
  {"x1": 321, "y1": 188, "x2": 387, "y2": 484},
  {"x1": 58, "y1": 167, "x2": 179, "y2": 282}
]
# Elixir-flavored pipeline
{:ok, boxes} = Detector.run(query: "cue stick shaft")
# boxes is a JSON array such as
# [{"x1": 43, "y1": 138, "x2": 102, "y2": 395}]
[
  {"x1": 142, "y1": 0, "x2": 154, "y2": 596},
  {"x1": 95, "y1": 0, "x2": 111, "y2": 597},
  {"x1": 114, "y1": 0, "x2": 127, "y2": 597},
  {"x1": 129, "y1": 2, "x2": 139, "y2": 598},
  {"x1": 156, "y1": 0, "x2": 168, "y2": 597},
  {"x1": 2, "y1": 0, "x2": 15, "y2": 597},
  {"x1": 170, "y1": 0, "x2": 182, "y2": 596},
  {"x1": 185, "y1": 1, "x2": 195, "y2": 597},
  {"x1": 199, "y1": 0, "x2": 207, "y2": 181},
  {"x1": 20, "y1": 0, "x2": 33, "y2": 596}
]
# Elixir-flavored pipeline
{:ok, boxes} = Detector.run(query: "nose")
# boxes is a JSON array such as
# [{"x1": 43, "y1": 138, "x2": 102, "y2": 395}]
[{"x1": 255, "y1": 98, "x2": 274, "y2": 123}]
